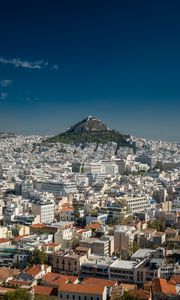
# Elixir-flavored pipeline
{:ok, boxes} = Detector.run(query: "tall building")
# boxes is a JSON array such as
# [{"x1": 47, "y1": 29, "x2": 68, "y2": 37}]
[
  {"x1": 135, "y1": 155, "x2": 156, "y2": 169},
  {"x1": 31, "y1": 201, "x2": 54, "y2": 224}
]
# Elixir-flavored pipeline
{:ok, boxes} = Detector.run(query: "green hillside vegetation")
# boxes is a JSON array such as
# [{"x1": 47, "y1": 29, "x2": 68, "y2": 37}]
[{"x1": 46, "y1": 130, "x2": 131, "y2": 147}]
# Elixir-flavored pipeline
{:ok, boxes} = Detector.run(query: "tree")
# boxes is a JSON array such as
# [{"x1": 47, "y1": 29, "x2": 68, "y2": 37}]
[
  {"x1": 131, "y1": 241, "x2": 140, "y2": 254},
  {"x1": 76, "y1": 216, "x2": 86, "y2": 227},
  {"x1": 4, "y1": 289, "x2": 32, "y2": 300},
  {"x1": 12, "y1": 225, "x2": 19, "y2": 237},
  {"x1": 74, "y1": 205, "x2": 81, "y2": 219},
  {"x1": 71, "y1": 237, "x2": 80, "y2": 249},
  {"x1": 120, "y1": 291, "x2": 138, "y2": 300},
  {"x1": 28, "y1": 249, "x2": 47, "y2": 266},
  {"x1": 147, "y1": 219, "x2": 166, "y2": 232}
]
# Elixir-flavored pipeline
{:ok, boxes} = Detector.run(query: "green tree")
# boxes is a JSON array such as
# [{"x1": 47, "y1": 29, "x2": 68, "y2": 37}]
[
  {"x1": 4, "y1": 289, "x2": 32, "y2": 300},
  {"x1": 131, "y1": 241, "x2": 140, "y2": 254},
  {"x1": 76, "y1": 216, "x2": 86, "y2": 227},
  {"x1": 12, "y1": 225, "x2": 19, "y2": 237},
  {"x1": 120, "y1": 291, "x2": 138, "y2": 300},
  {"x1": 28, "y1": 249, "x2": 47, "y2": 266},
  {"x1": 147, "y1": 219, "x2": 166, "y2": 232},
  {"x1": 71, "y1": 237, "x2": 80, "y2": 249}
]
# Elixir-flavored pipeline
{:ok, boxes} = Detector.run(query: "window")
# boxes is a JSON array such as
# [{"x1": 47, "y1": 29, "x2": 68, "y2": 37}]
[
  {"x1": 60, "y1": 294, "x2": 62, "y2": 299},
  {"x1": 79, "y1": 297, "x2": 81, "y2": 300},
  {"x1": 97, "y1": 298, "x2": 99, "y2": 300},
  {"x1": 67, "y1": 295, "x2": 69, "y2": 299},
  {"x1": 73, "y1": 296, "x2": 75, "y2": 300},
  {"x1": 84, "y1": 297, "x2": 87, "y2": 300}
]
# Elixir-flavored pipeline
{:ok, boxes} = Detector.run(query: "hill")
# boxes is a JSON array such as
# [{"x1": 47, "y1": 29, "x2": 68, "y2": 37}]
[
  {"x1": 45, "y1": 116, "x2": 132, "y2": 147},
  {"x1": 0, "y1": 132, "x2": 15, "y2": 139},
  {"x1": 67, "y1": 116, "x2": 109, "y2": 133}
]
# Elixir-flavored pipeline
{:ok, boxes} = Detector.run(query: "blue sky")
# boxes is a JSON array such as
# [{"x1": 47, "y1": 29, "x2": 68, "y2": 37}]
[{"x1": 0, "y1": 0, "x2": 180, "y2": 140}]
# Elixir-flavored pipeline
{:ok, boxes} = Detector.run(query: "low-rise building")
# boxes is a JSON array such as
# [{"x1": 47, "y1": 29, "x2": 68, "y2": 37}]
[
  {"x1": 50, "y1": 251, "x2": 87, "y2": 275},
  {"x1": 58, "y1": 283, "x2": 107, "y2": 300}
]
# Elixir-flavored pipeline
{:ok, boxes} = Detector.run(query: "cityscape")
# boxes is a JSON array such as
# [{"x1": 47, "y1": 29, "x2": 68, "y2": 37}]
[
  {"x1": 1, "y1": 1, "x2": 180, "y2": 300},
  {"x1": 0, "y1": 115, "x2": 180, "y2": 299}
]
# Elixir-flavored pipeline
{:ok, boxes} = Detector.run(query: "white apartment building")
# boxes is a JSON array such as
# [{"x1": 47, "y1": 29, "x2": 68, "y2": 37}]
[
  {"x1": 36, "y1": 180, "x2": 77, "y2": 196},
  {"x1": 54, "y1": 227, "x2": 73, "y2": 247},
  {"x1": 31, "y1": 201, "x2": 54, "y2": 224},
  {"x1": 101, "y1": 160, "x2": 118, "y2": 176},
  {"x1": 120, "y1": 196, "x2": 152, "y2": 213},
  {"x1": 110, "y1": 258, "x2": 161, "y2": 284},
  {"x1": 83, "y1": 163, "x2": 102, "y2": 174}
]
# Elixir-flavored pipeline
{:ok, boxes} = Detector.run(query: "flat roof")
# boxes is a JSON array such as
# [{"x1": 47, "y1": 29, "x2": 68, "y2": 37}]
[
  {"x1": 110, "y1": 260, "x2": 137, "y2": 270},
  {"x1": 131, "y1": 249, "x2": 154, "y2": 259},
  {"x1": 46, "y1": 221, "x2": 74, "y2": 228}
]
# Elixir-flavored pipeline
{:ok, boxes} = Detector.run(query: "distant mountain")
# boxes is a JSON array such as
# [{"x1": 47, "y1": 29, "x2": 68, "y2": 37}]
[
  {"x1": 0, "y1": 132, "x2": 15, "y2": 139},
  {"x1": 45, "y1": 116, "x2": 132, "y2": 148}
]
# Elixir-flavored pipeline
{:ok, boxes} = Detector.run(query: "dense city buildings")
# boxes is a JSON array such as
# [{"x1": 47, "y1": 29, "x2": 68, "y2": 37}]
[{"x1": 0, "y1": 121, "x2": 180, "y2": 299}]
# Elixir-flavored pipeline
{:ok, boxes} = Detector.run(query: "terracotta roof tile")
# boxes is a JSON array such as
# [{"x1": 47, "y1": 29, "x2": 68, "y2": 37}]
[
  {"x1": 86, "y1": 223, "x2": 101, "y2": 230},
  {"x1": 31, "y1": 224, "x2": 45, "y2": 229},
  {"x1": 42, "y1": 273, "x2": 77, "y2": 286},
  {"x1": 152, "y1": 278, "x2": 176, "y2": 296},
  {"x1": 42, "y1": 272, "x2": 61, "y2": 283},
  {"x1": 170, "y1": 275, "x2": 180, "y2": 284},
  {"x1": 7, "y1": 279, "x2": 32, "y2": 286},
  {"x1": 0, "y1": 267, "x2": 20, "y2": 281},
  {"x1": 59, "y1": 283, "x2": 105, "y2": 295},
  {"x1": 25, "y1": 264, "x2": 49, "y2": 277},
  {"x1": 14, "y1": 234, "x2": 33, "y2": 241},
  {"x1": 53, "y1": 275, "x2": 78, "y2": 286},
  {"x1": 33, "y1": 285, "x2": 54, "y2": 296},
  {"x1": 82, "y1": 277, "x2": 117, "y2": 287},
  {"x1": 0, "y1": 238, "x2": 10, "y2": 243}
]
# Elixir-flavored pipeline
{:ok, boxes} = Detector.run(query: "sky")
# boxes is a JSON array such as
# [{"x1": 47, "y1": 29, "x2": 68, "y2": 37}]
[{"x1": 0, "y1": 0, "x2": 180, "y2": 141}]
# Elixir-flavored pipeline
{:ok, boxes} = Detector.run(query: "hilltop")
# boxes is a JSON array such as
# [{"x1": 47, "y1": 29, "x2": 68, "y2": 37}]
[
  {"x1": 46, "y1": 116, "x2": 132, "y2": 147},
  {"x1": 67, "y1": 116, "x2": 109, "y2": 133}
]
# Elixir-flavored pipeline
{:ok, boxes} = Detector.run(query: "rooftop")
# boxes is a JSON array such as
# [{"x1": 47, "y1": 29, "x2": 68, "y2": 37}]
[
  {"x1": 110, "y1": 260, "x2": 137, "y2": 270},
  {"x1": 131, "y1": 248, "x2": 154, "y2": 259},
  {"x1": 59, "y1": 283, "x2": 105, "y2": 295}
]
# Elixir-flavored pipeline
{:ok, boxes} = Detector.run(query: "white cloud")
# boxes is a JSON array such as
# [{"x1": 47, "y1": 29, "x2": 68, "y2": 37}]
[
  {"x1": 1, "y1": 79, "x2": 12, "y2": 87},
  {"x1": 51, "y1": 64, "x2": 59, "y2": 70},
  {"x1": 0, "y1": 92, "x2": 8, "y2": 100},
  {"x1": 0, "y1": 57, "x2": 48, "y2": 70},
  {"x1": 0, "y1": 56, "x2": 74, "y2": 72}
]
